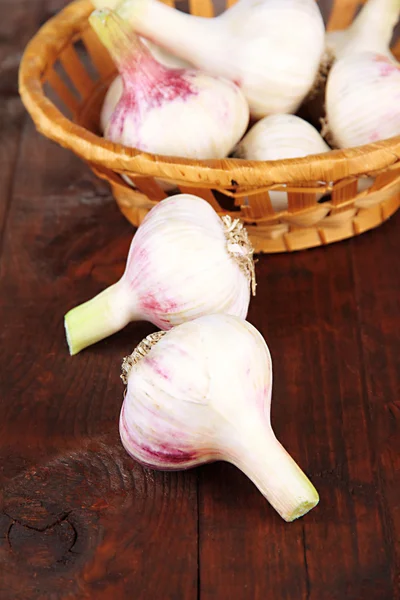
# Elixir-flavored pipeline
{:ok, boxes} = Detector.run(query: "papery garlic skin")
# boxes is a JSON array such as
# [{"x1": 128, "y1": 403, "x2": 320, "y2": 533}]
[
  {"x1": 326, "y1": 0, "x2": 400, "y2": 61},
  {"x1": 326, "y1": 52, "x2": 400, "y2": 148},
  {"x1": 234, "y1": 115, "x2": 330, "y2": 211},
  {"x1": 90, "y1": 9, "x2": 249, "y2": 160},
  {"x1": 120, "y1": 314, "x2": 319, "y2": 522},
  {"x1": 116, "y1": 0, "x2": 325, "y2": 118},
  {"x1": 64, "y1": 195, "x2": 255, "y2": 355},
  {"x1": 100, "y1": 44, "x2": 191, "y2": 133},
  {"x1": 106, "y1": 71, "x2": 249, "y2": 159},
  {"x1": 234, "y1": 114, "x2": 330, "y2": 161},
  {"x1": 100, "y1": 75, "x2": 122, "y2": 133}
]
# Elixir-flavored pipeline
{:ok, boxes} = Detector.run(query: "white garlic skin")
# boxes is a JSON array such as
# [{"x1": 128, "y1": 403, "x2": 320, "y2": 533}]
[
  {"x1": 106, "y1": 71, "x2": 249, "y2": 159},
  {"x1": 326, "y1": 52, "x2": 400, "y2": 148},
  {"x1": 120, "y1": 314, "x2": 319, "y2": 521},
  {"x1": 64, "y1": 195, "x2": 254, "y2": 356},
  {"x1": 120, "y1": 316, "x2": 270, "y2": 469},
  {"x1": 235, "y1": 114, "x2": 330, "y2": 161},
  {"x1": 101, "y1": 76, "x2": 123, "y2": 133},
  {"x1": 119, "y1": 195, "x2": 251, "y2": 328},
  {"x1": 234, "y1": 115, "x2": 330, "y2": 211},
  {"x1": 117, "y1": 0, "x2": 326, "y2": 118}
]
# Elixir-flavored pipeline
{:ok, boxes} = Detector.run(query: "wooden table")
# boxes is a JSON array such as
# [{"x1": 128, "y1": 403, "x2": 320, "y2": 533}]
[{"x1": 1, "y1": 0, "x2": 399, "y2": 598}]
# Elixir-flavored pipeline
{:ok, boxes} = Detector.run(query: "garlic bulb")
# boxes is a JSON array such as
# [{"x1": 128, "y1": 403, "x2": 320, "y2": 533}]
[
  {"x1": 100, "y1": 75, "x2": 122, "y2": 133},
  {"x1": 90, "y1": 9, "x2": 249, "y2": 160},
  {"x1": 115, "y1": 0, "x2": 326, "y2": 118},
  {"x1": 64, "y1": 195, "x2": 256, "y2": 355},
  {"x1": 326, "y1": 0, "x2": 400, "y2": 61},
  {"x1": 120, "y1": 314, "x2": 319, "y2": 522},
  {"x1": 234, "y1": 114, "x2": 330, "y2": 161},
  {"x1": 100, "y1": 42, "x2": 190, "y2": 133},
  {"x1": 326, "y1": 51, "x2": 400, "y2": 148},
  {"x1": 234, "y1": 115, "x2": 330, "y2": 211}
]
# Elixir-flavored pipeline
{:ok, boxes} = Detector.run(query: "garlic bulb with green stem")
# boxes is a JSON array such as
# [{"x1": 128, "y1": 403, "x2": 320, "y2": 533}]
[
  {"x1": 90, "y1": 9, "x2": 249, "y2": 160},
  {"x1": 325, "y1": 51, "x2": 400, "y2": 148},
  {"x1": 120, "y1": 314, "x2": 319, "y2": 522},
  {"x1": 64, "y1": 195, "x2": 256, "y2": 356},
  {"x1": 326, "y1": 0, "x2": 400, "y2": 61},
  {"x1": 233, "y1": 114, "x2": 330, "y2": 211},
  {"x1": 114, "y1": 0, "x2": 326, "y2": 119}
]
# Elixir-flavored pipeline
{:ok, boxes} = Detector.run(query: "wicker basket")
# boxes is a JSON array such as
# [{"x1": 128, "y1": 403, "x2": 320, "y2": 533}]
[{"x1": 19, "y1": 0, "x2": 400, "y2": 253}]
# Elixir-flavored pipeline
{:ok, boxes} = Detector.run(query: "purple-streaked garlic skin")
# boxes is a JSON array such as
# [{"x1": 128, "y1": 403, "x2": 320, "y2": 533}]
[
  {"x1": 90, "y1": 9, "x2": 249, "y2": 160},
  {"x1": 120, "y1": 315, "x2": 272, "y2": 470},
  {"x1": 64, "y1": 194, "x2": 254, "y2": 356},
  {"x1": 116, "y1": 0, "x2": 325, "y2": 119},
  {"x1": 119, "y1": 314, "x2": 319, "y2": 522},
  {"x1": 118, "y1": 195, "x2": 251, "y2": 330}
]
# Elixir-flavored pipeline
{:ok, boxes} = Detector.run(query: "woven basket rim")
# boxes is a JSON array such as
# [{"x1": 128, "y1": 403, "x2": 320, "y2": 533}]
[{"x1": 18, "y1": 0, "x2": 400, "y2": 188}]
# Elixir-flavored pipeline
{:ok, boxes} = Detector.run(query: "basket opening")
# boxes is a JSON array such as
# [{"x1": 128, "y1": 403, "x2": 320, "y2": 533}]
[{"x1": 73, "y1": 39, "x2": 101, "y2": 83}]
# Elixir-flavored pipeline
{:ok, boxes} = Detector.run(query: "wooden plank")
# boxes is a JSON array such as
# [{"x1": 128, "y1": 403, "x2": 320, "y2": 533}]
[
  {"x1": 1, "y1": 0, "x2": 399, "y2": 598},
  {"x1": 0, "y1": 99, "x2": 25, "y2": 249},
  {"x1": 0, "y1": 111, "x2": 198, "y2": 599},
  {"x1": 0, "y1": 0, "x2": 56, "y2": 239},
  {"x1": 199, "y1": 234, "x2": 395, "y2": 598},
  {"x1": 350, "y1": 213, "x2": 400, "y2": 596}
]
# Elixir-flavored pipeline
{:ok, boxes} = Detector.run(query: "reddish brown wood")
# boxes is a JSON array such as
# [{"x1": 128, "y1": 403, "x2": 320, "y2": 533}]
[
  {"x1": 0, "y1": 0, "x2": 399, "y2": 599},
  {"x1": 350, "y1": 221, "x2": 400, "y2": 594},
  {"x1": 199, "y1": 228, "x2": 399, "y2": 600}
]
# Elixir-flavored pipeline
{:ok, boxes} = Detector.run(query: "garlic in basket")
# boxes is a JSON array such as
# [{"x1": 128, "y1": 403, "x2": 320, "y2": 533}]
[
  {"x1": 326, "y1": 0, "x2": 400, "y2": 61},
  {"x1": 233, "y1": 115, "x2": 330, "y2": 211},
  {"x1": 90, "y1": 9, "x2": 249, "y2": 159},
  {"x1": 64, "y1": 195, "x2": 256, "y2": 355},
  {"x1": 100, "y1": 42, "x2": 190, "y2": 132},
  {"x1": 234, "y1": 115, "x2": 330, "y2": 161},
  {"x1": 120, "y1": 314, "x2": 319, "y2": 522},
  {"x1": 325, "y1": 51, "x2": 400, "y2": 148},
  {"x1": 115, "y1": 0, "x2": 326, "y2": 118}
]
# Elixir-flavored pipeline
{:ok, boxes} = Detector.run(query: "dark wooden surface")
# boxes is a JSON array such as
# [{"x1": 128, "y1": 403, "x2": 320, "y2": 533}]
[{"x1": 0, "y1": 0, "x2": 399, "y2": 598}]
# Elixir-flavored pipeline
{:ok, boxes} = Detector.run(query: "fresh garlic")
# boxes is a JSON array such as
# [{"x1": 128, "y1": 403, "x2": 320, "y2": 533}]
[
  {"x1": 326, "y1": 0, "x2": 400, "y2": 61},
  {"x1": 100, "y1": 39, "x2": 191, "y2": 133},
  {"x1": 326, "y1": 51, "x2": 400, "y2": 148},
  {"x1": 64, "y1": 195, "x2": 256, "y2": 355},
  {"x1": 100, "y1": 42, "x2": 190, "y2": 133},
  {"x1": 100, "y1": 76, "x2": 177, "y2": 190},
  {"x1": 115, "y1": 0, "x2": 326, "y2": 119},
  {"x1": 100, "y1": 75, "x2": 122, "y2": 133},
  {"x1": 95, "y1": 0, "x2": 191, "y2": 134},
  {"x1": 90, "y1": 9, "x2": 249, "y2": 160},
  {"x1": 233, "y1": 115, "x2": 330, "y2": 211},
  {"x1": 234, "y1": 115, "x2": 330, "y2": 161},
  {"x1": 120, "y1": 314, "x2": 319, "y2": 522},
  {"x1": 91, "y1": 0, "x2": 195, "y2": 67}
]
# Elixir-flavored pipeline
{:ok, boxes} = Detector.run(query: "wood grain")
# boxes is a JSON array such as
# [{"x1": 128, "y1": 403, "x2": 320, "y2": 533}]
[
  {"x1": 0, "y1": 0, "x2": 399, "y2": 598},
  {"x1": 199, "y1": 225, "x2": 399, "y2": 600}
]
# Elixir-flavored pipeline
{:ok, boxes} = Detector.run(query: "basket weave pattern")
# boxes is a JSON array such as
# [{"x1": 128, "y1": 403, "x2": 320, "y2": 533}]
[{"x1": 19, "y1": 0, "x2": 400, "y2": 252}]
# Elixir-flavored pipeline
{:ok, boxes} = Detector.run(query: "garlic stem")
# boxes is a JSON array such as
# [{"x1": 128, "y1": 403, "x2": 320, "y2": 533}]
[
  {"x1": 89, "y1": 9, "x2": 163, "y2": 86},
  {"x1": 64, "y1": 282, "x2": 136, "y2": 356},
  {"x1": 231, "y1": 427, "x2": 319, "y2": 522},
  {"x1": 118, "y1": 0, "x2": 221, "y2": 67},
  {"x1": 328, "y1": 0, "x2": 400, "y2": 58}
]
